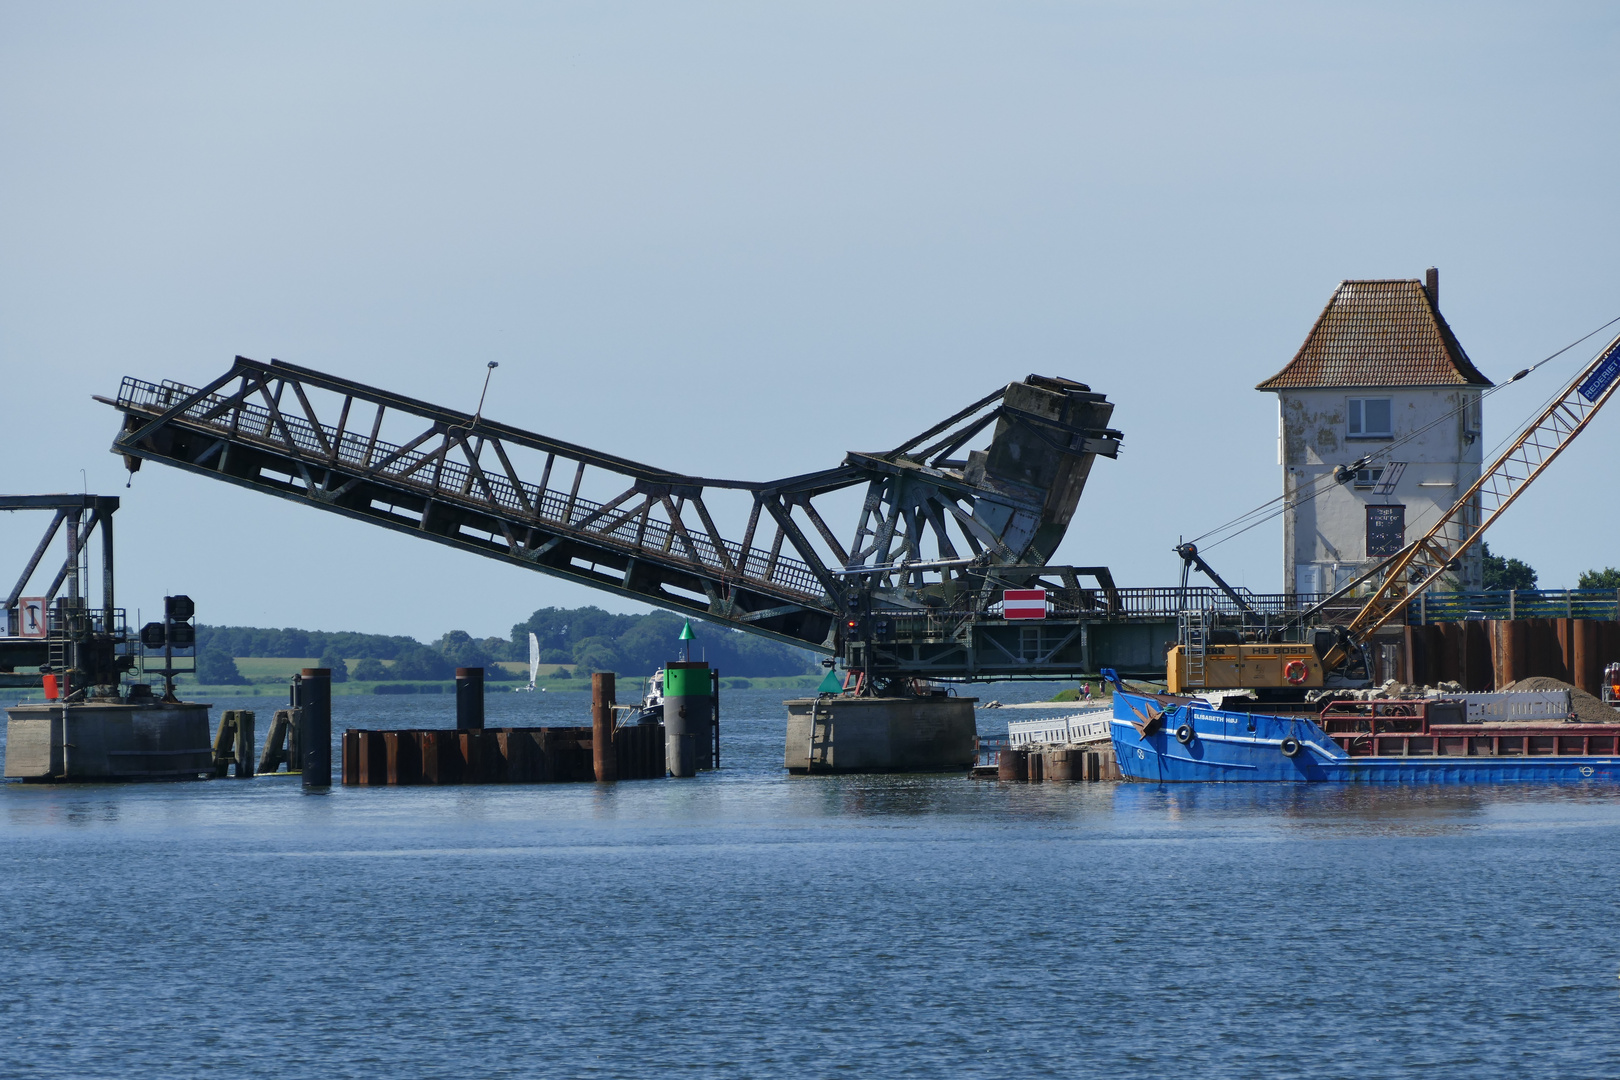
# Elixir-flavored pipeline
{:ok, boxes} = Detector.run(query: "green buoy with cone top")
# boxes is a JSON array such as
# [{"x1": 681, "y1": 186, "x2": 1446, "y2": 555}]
[{"x1": 664, "y1": 620, "x2": 715, "y2": 777}]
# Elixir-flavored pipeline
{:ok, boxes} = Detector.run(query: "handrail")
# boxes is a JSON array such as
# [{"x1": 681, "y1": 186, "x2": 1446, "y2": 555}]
[{"x1": 117, "y1": 377, "x2": 828, "y2": 597}]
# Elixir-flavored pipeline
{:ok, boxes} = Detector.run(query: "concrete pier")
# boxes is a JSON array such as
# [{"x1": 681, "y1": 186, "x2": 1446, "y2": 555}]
[
  {"x1": 4, "y1": 700, "x2": 213, "y2": 781},
  {"x1": 784, "y1": 696, "x2": 977, "y2": 774}
]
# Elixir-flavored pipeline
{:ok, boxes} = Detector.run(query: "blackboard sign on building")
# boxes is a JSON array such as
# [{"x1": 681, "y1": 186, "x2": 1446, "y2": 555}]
[{"x1": 1366, "y1": 504, "x2": 1405, "y2": 557}]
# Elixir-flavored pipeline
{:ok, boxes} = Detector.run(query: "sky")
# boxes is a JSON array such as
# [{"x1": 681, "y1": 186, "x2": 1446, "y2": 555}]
[{"x1": 3, "y1": 1, "x2": 1618, "y2": 643}]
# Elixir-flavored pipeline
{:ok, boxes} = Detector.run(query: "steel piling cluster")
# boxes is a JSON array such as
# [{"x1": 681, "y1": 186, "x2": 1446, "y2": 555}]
[
  {"x1": 341, "y1": 723, "x2": 665, "y2": 785},
  {"x1": 994, "y1": 746, "x2": 1121, "y2": 782},
  {"x1": 1404, "y1": 617, "x2": 1620, "y2": 693}
]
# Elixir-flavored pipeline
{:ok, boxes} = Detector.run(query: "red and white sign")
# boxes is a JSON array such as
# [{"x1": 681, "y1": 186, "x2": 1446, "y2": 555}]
[
  {"x1": 1002, "y1": 589, "x2": 1047, "y2": 620},
  {"x1": 17, "y1": 598, "x2": 47, "y2": 638}
]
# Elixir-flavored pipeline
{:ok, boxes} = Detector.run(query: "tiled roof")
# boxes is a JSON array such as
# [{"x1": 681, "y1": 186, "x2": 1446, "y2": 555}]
[{"x1": 1256, "y1": 279, "x2": 1492, "y2": 390}]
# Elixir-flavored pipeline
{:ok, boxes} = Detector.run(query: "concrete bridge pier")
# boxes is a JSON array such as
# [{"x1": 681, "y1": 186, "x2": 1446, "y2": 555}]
[{"x1": 784, "y1": 695, "x2": 977, "y2": 774}]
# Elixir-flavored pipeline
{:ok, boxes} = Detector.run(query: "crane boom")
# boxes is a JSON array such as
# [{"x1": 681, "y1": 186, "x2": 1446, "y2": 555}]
[{"x1": 1325, "y1": 328, "x2": 1620, "y2": 668}]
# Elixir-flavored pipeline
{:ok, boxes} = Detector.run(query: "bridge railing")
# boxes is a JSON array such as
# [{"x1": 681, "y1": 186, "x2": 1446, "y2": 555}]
[
  {"x1": 877, "y1": 587, "x2": 1361, "y2": 629},
  {"x1": 119, "y1": 377, "x2": 829, "y2": 598}
]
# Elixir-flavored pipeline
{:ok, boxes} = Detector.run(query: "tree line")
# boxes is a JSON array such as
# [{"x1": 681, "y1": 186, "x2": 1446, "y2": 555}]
[
  {"x1": 1482, "y1": 543, "x2": 1620, "y2": 592},
  {"x1": 193, "y1": 606, "x2": 819, "y2": 685}
]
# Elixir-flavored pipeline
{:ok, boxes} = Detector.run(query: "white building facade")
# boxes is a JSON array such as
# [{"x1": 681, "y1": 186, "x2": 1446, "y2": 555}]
[{"x1": 1258, "y1": 269, "x2": 1491, "y2": 599}]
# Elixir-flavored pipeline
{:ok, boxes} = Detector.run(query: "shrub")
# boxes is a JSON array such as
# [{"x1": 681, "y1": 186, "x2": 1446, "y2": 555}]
[
  {"x1": 391, "y1": 646, "x2": 454, "y2": 681},
  {"x1": 318, "y1": 648, "x2": 349, "y2": 683},
  {"x1": 196, "y1": 648, "x2": 247, "y2": 685},
  {"x1": 353, "y1": 658, "x2": 390, "y2": 681}
]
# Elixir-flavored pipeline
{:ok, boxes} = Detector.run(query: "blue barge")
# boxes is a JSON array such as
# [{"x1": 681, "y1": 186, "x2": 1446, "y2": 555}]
[{"x1": 1102, "y1": 673, "x2": 1620, "y2": 784}]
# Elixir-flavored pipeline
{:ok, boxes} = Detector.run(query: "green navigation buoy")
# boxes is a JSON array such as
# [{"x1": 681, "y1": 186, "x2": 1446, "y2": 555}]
[{"x1": 667, "y1": 620, "x2": 712, "y2": 776}]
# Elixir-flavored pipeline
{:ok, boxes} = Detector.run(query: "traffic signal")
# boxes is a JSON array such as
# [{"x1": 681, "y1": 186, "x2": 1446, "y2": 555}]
[
  {"x1": 165, "y1": 595, "x2": 195, "y2": 650},
  {"x1": 142, "y1": 595, "x2": 197, "y2": 650}
]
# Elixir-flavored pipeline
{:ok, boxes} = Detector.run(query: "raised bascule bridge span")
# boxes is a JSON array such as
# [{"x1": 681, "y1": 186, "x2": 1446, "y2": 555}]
[{"x1": 99, "y1": 357, "x2": 1219, "y2": 685}]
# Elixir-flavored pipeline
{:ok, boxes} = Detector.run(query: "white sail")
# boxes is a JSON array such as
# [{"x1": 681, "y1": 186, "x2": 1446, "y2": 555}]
[{"x1": 527, "y1": 632, "x2": 540, "y2": 690}]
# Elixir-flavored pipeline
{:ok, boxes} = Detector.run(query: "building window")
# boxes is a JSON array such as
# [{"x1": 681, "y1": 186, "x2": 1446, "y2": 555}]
[
  {"x1": 1348, "y1": 397, "x2": 1392, "y2": 438},
  {"x1": 1352, "y1": 467, "x2": 1384, "y2": 489}
]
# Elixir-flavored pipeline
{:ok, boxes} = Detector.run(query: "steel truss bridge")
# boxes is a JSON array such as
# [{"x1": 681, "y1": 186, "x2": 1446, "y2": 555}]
[{"x1": 99, "y1": 357, "x2": 1279, "y2": 681}]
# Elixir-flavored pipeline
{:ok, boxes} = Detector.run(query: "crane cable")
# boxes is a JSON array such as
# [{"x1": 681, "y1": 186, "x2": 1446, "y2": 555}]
[{"x1": 1184, "y1": 311, "x2": 1620, "y2": 554}]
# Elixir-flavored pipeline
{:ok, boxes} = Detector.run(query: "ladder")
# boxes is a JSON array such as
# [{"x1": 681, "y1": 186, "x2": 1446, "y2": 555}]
[
  {"x1": 1179, "y1": 609, "x2": 1209, "y2": 689},
  {"x1": 46, "y1": 616, "x2": 71, "y2": 693},
  {"x1": 805, "y1": 702, "x2": 831, "y2": 772}
]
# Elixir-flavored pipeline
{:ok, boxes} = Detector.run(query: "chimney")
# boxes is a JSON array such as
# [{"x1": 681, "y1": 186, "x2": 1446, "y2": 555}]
[{"x1": 1425, "y1": 266, "x2": 1438, "y2": 306}]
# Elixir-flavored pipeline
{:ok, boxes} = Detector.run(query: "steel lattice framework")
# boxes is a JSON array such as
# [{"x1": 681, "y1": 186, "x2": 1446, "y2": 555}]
[{"x1": 101, "y1": 358, "x2": 1144, "y2": 674}]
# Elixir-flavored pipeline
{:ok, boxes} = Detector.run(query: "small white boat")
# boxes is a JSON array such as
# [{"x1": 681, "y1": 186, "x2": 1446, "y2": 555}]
[{"x1": 627, "y1": 668, "x2": 665, "y2": 724}]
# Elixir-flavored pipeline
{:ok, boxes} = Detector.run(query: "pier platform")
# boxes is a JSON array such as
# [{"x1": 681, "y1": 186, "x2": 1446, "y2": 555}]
[
  {"x1": 785, "y1": 696, "x2": 977, "y2": 774},
  {"x1": 4, "y1": 700, "x2": 213, "y2": 782}
]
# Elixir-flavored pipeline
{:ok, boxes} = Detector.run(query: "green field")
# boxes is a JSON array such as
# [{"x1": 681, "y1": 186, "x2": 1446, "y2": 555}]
[
  {"x1": 203, "y1": 657, "x2": 572, "y2": 684},
  {"x1": 155, "y1": 658, "x2": 819, "y2": 698}
]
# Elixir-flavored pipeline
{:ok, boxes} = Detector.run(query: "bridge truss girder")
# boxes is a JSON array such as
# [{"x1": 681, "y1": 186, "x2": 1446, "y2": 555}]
[{"x1": 101, "y1": 357, "x2": 1138, "y2": 677}]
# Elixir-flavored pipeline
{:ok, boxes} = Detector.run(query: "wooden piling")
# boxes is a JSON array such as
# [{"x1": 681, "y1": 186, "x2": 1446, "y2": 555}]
[
  {"x1": 234, "y1": 711, "x2": 255, "y2": 777},
  {"x1": 212, "y1": 712, "x2": 237, "y2": 777},
  {"x1": 592, "y1": 673, "x2": 617, "y2": 782}
]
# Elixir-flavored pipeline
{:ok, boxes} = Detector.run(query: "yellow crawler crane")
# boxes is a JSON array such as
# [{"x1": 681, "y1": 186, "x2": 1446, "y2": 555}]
[{"x1": 1169, "y1": 327, "x2": 1620, "y2": 695}]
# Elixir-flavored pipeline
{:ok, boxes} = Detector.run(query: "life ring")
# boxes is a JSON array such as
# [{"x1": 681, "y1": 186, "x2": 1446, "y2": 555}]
[
  {"x1": 1175, "y1": 723, "x2": 1195, "y2": 745},
  {"x1": 1280, "y1": 737, "x2": 1302, "y2": 758},
  {"x1": 1283, "y1": 660, "x2": 1309, "y2": 685}
]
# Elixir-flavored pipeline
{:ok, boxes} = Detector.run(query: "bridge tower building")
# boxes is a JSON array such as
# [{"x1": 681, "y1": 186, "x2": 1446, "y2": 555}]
[{"x1": 1259, "y1": 268, "x2": 1492, "y2": 599}]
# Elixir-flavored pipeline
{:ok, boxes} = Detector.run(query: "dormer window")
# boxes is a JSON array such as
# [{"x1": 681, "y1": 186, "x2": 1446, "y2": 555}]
[{"x1": 1348, "y1": 397, "x2": 1392, "y2": 439}]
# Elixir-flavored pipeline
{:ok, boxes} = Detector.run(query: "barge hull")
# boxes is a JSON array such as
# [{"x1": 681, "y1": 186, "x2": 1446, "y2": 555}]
[{"x1": 1110, "y1": 690, "x2": 1620, "y2": 784}]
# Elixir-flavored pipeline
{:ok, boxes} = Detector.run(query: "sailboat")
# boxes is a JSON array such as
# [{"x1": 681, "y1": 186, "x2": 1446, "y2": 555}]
[{"x1": 513, "y1": 632, "x2": 542, "y2": 692}]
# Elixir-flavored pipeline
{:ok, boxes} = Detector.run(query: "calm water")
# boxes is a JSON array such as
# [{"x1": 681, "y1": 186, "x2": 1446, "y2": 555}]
[{"x1": 4, "y1": 687, "x2": 1620, "y2": 1079}]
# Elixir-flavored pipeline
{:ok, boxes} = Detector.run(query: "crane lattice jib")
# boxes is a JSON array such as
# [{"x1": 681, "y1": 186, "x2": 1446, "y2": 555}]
[{"x1": 1331, "y1": 329, "x2": 1620, "y2": 662}]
